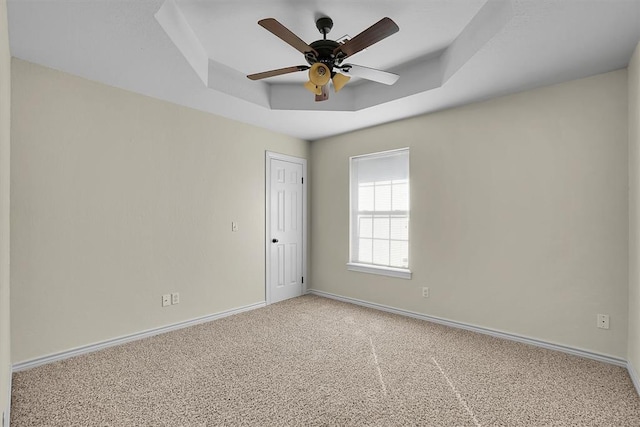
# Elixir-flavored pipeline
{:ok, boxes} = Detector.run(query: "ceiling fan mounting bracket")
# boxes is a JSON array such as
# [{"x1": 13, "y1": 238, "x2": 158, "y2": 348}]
[{"x1": 315, "y1": 17, "x2": 333, "y2": 37}]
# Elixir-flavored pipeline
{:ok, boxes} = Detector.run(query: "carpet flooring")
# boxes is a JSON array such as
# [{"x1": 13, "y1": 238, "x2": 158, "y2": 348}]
[{"x1": 10, "y1": 295, "x2": 640, "y2": 426}]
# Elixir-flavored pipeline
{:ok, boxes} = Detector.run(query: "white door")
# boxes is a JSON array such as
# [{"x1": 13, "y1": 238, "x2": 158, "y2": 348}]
[{"x1": 266, "y1": 153, "x2": 306, "y2": 304}]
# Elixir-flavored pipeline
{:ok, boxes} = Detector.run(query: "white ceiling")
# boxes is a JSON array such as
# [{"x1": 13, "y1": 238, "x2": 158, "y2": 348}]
[
  {"x1": 178, "y1": 0, "x2": 484, "y2": 79},
  {"x1": 7, "y1": 0, "x2": 640, "y2": 141}
]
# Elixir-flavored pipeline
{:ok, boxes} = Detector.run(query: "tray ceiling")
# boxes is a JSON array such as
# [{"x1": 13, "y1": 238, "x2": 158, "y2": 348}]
[{"x1": 7, "y1": 0, "x2": 640, "y2": 140}]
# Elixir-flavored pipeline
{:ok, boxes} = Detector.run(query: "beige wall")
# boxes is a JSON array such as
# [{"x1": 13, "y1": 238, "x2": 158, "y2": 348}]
[
  {"x1": 629, "y1": 41, "x2": 640, "y2": 375},
  {"x1": 10, "y1": 59, "x2": 309, "y2": 363},
  {"x1": 0, "y1": 0, "x2": 11, "y2": 419},
  {"x1": 311, "y1": 70, "x2": 629, "y2": 358},
  {"x1": 6, "y1": 39, "x2": 635, "y2": 380}
]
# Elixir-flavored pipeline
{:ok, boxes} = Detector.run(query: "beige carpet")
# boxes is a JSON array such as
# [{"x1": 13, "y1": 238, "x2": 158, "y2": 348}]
[{"x1": 11, "y1": 295, "x2": 640, "y2": 426}]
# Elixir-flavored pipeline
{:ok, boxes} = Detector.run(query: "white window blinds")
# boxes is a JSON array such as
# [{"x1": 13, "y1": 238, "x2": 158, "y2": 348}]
[{"x1": 350, "y1": 148, "x2": 410, "y2": 270}]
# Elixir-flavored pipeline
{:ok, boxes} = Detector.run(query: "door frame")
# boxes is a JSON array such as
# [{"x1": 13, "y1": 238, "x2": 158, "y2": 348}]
[{"x1": 265, "y1": 151, "x2": 307, "y2": 305}]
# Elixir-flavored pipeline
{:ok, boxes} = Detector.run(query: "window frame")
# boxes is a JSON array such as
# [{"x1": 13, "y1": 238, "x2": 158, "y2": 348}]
[{"x1": 347, "y1": 148, "x2": 412, "y2": 280}]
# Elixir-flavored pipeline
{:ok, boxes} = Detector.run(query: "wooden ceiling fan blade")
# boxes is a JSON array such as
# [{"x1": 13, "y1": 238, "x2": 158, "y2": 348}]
[
  {"x1": 340, "y1": 64, "x2": 399, "y2": 85},
  {"x1": 258, "y1": 18, "x2": 318, "y2": 56},
  {"x1": 247, "y1": 65, "x2": 309, "y2": 81},
  {"x1": 334, "y1": 17, "x2": 399, "y2": 59},
  {"x1": 315, "y1": 84, "x2": 329, "y2": 102}
]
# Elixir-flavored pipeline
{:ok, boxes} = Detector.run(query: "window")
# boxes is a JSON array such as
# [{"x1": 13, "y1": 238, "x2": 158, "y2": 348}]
[{"x1": 348, "y1": 148, "x2": 411, "y2": 279}]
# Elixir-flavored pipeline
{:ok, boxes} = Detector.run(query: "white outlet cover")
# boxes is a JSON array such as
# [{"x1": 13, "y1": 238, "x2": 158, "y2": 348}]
[{"x1": 597, "y1": 314, "x2": 610, "y2": 329}]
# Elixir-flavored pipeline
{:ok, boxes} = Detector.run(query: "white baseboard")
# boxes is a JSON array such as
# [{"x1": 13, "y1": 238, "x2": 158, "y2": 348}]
[
  {"x1": 629, "y1": 361, "x2": 640, "y2": 397},
  {"x1": 12, "y1": 290, "x2": 637, "y2": 397},
  {"x1": 13, "y1": 301, "x2": 266, "y2": 372},
  {"x1": 308, "y1": 289, "x2": 627, "y2": 368}
]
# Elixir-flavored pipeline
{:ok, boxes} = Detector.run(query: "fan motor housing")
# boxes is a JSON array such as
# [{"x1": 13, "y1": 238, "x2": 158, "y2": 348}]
[{"x1": 306, "y1": 39, "x2": 341, "y2": 67}]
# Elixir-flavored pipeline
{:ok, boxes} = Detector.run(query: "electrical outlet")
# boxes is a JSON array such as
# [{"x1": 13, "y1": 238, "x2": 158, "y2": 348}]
[
  {"x1": 172, "y1": 292, "x2": 180, "y2": 305},
  {"x1": 422, "y1": 287, "x2": 429, "y2": 298},
  {"x1": 597, "y1": 314, "x2": 610, "y2": 329},
  {"x1": 162, "y1": 294, "x2": 171, "y2": 307},
  {"x1": 232, "y1": 221, "x2": 238, "y2": 232}
]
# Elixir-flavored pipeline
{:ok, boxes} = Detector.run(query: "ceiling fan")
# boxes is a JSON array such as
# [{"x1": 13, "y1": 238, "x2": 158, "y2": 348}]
[{"x1": 247, "y1": 16, "x2": 400, "y2": 102}]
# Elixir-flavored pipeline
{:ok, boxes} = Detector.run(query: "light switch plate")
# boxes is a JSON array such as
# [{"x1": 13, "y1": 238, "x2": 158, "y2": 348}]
[{"x1": 162, "y1": 294, "x2": 171, "y2": 307}]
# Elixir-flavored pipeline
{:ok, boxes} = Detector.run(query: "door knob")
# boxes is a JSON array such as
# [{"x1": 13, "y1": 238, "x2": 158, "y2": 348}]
[{"x1": 272, "y1": 239, "x2": 279, "y2": 243}]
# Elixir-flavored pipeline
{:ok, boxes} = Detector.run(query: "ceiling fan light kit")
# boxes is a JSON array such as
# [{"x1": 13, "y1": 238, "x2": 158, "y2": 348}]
[
  {"x1": 308, "y1": 63, "x2": 331, "y2": 86},
  {"x1": 304, "y1": 80, "x2": 322, "y2": 95},
  {"x1": 331, "y1": 72, "x2": 351, "y2": 93},
  {"x1": 248, "y1": 16, "x2": 400, "y2": 102}
]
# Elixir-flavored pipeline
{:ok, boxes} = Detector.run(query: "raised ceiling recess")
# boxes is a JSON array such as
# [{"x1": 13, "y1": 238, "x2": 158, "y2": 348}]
[{"x1": 155, "y1": 0, "x2": 513, "y2": 112}]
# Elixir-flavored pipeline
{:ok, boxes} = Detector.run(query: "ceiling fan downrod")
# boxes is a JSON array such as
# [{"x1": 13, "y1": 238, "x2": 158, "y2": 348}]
[{"x1": 316, "y1": 16, "x2": 333, "y2": 40}]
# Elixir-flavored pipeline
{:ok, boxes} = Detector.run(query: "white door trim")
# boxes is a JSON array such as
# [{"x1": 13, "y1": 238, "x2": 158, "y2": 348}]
[{"x1": 265, "y1": 151, "x2": 307, "y2": 304}]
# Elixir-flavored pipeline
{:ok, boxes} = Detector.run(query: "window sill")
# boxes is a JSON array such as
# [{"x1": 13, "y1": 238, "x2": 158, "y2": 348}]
[{"x1": 346, "y1": 263, "x2": 412, "y2": 280}]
